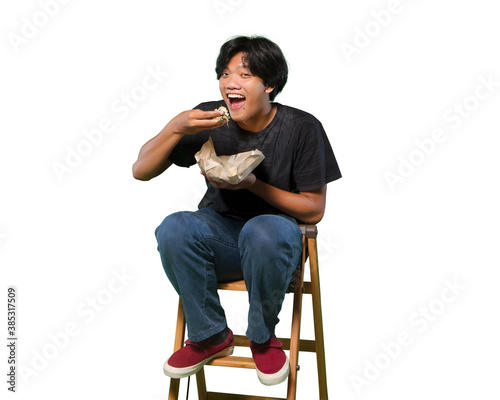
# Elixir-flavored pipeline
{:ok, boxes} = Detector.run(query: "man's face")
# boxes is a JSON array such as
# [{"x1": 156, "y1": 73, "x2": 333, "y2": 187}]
[{"x1": 219, "y1": 52, "x2": 274, "y2": 129}]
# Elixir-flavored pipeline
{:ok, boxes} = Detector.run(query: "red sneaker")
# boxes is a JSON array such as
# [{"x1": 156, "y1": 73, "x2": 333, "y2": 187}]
[
  {"x1": 163, "y1": 330, "x2": 234, "y2": 378},
  {"x1": 250, "y1": 336, "x2": 289, "y2": 385}
]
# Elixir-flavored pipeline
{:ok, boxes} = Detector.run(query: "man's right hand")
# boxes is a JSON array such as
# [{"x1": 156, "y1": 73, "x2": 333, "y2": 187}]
[{"x1": 167, "y1": 109, "x2": 226, "y2": 136}]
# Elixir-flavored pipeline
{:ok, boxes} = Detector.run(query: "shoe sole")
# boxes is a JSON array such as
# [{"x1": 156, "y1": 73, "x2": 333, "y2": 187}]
[
  {"x1": 256, "y1": 356, "x2": 290, "y2": 386},
  {"x1": 163, "y1": 345, "x2": 234, "y2": 379}
]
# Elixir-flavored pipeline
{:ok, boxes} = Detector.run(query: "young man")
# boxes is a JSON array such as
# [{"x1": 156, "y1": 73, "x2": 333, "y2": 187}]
[{"x1": 133, "y1": 36, "x2": 341, "y2": 386}]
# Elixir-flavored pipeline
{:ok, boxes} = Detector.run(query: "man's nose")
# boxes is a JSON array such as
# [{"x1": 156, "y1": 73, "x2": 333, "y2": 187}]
[{"x1": 226, "y1": 76, "x2": 241, "y2": 89}]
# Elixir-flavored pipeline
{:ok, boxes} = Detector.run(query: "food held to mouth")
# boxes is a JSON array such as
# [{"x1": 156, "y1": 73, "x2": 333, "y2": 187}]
[{"x1": 214, "y1": 106, "x2": 230, "y2": 126}]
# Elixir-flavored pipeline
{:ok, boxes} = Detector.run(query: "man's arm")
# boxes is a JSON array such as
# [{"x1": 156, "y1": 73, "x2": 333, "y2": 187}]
[
  {"x1": 248, "y1": 179, "x2": 326, "y2": 224},
  {"x1": 202, "y1": 173, "x2": 327, "y2": 224},
  {"x1": 132, "y1": 109, "x2": 225, "y2": 181}
]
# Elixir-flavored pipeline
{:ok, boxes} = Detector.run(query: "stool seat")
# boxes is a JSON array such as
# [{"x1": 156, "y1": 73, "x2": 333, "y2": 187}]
[
  {"x1": 217, "y1": 280, "x2": 247, "y2": 291},
  {"x1": 168, "y1": 224, "x2": 329, "y2": 400}
]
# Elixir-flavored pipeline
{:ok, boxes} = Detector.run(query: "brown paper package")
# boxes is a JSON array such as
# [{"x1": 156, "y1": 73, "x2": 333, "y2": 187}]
[{"x1": 195, "y1": 137, "x2": 265, "y2": 184}]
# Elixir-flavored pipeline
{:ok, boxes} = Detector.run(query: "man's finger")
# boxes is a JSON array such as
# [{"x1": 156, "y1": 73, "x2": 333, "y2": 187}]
[
  {"x1": 201, "y1": 171, "x2": 221, "y2": 188},
  {"x1": 194, "y1": 109, "x2": 224, "y2": 120},
  {"x1": 197, "y1": 119, "x2": 223, "y2": 128}
]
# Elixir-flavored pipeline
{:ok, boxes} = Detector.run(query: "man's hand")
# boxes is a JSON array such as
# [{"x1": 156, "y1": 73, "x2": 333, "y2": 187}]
[
  {"x1": 202, "y1": 172, "x2": 256, "y2": 190},
  {"x1": 167, "y1": 109, "x2": 226, "y2": 136}
]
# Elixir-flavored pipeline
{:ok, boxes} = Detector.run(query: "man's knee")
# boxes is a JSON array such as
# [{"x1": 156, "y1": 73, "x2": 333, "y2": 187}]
[
  {"x1": 239, "y1": 215, "x2": 301, "y2": 250},
  {"x1": 155, "y1": 211, "x2": 195, "y2": 249}
]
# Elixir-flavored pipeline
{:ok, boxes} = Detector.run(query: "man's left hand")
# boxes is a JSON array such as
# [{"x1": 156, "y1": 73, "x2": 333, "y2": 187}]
[{"x1": 202, "y1": 172, "x2": 256, "y2": 190}]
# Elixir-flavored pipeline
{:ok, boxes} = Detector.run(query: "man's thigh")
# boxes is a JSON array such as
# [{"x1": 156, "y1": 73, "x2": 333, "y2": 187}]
[{"x1": 189, "y1": 207, "x2": 246, "y2": 282}]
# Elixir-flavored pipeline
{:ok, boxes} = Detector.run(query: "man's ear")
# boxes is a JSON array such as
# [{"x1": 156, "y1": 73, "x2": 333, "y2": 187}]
[{"x1": 265, "y1": 85, "x2": 275, "y2": 94}]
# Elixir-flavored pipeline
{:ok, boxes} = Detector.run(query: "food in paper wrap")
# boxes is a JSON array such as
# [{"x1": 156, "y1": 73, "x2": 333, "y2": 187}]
[{"x1": 195, "y1": 137, "x2": 265, "y2": 184}]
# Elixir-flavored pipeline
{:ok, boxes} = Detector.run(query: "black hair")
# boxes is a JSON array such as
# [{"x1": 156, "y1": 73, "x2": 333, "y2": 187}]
[{"x1": 215, "y1": 36, "x2": 288, "y2": 101}]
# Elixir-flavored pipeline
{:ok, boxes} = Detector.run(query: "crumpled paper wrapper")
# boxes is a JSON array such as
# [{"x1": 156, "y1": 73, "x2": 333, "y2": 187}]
[{"x1": 195, "y1": 137, "x2": 265, "y2": 184}]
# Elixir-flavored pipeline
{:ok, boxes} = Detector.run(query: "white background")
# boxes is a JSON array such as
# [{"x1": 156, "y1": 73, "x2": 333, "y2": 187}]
[{"x1": 1, "y1": 0, "x2": 500, "y2": 399}]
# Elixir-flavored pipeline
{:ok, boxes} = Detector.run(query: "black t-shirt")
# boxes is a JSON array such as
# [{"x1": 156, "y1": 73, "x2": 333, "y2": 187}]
[{"x1": 169, "y1": 100, "x2": 342, "y2": 221}]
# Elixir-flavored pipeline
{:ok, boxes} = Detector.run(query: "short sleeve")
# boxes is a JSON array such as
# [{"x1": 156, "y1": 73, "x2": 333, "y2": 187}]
[
  {"x1": 168, "y1": 133, "x2": 205, "y2": 167},
  {"x1": 292, "y1": 119, "x2": 341, "y2": 191}
]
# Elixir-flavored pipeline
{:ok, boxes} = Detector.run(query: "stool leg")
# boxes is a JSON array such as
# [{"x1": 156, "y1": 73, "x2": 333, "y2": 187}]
[
  {"x1": 308, "y1": 237, "x2": 328, "y2": 400},
  {"x1": 168, "y1": 299, "x2": 186, "y2": 400},
  {"x1": 287, "y1": 235, "x2": 307, "y2": 400},
  {"x1": 195, "y1": 368, "x2": 207, "y2": 399}
]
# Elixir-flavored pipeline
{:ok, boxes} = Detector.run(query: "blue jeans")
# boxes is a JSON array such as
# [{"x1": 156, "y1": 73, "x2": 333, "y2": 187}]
[{"x1": 155, "y1": 207, "x2": 302, "y2": 344}]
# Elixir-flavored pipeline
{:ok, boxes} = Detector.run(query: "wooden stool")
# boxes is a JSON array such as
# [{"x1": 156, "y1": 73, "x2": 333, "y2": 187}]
[{"x1": 168, "y1": 224, "x2": 328, "y2": 400}]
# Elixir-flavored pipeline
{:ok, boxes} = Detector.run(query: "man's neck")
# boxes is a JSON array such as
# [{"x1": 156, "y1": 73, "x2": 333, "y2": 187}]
[{"x1": 236, "y1": 104, "x2": 277, "y2": 133}]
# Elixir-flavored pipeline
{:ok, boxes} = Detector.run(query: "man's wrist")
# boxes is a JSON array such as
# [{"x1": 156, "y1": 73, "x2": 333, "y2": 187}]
[
  {"x1": 245, "y1": 175, "x2": 259, "y2": 190},
  {"x1": 246, "y1": 176, "x2": 264, "y2": 194}
]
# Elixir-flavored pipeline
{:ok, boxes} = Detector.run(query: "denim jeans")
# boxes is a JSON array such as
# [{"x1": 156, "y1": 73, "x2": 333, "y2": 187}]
[{"x1": 155, "y1": 207, "x2": 302, "y2": 344}]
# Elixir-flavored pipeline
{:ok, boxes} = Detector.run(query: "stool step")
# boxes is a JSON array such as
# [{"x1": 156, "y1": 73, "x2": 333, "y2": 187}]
[
  {"x1": 206, "y1": 392, "x2": 285, "y2": 400},
  {"x1": 232, "y1": 334, "x2": 317, "y2": 353},
  {"x1": 208, "y1": 355, "x2": 256, "y2": 369}
]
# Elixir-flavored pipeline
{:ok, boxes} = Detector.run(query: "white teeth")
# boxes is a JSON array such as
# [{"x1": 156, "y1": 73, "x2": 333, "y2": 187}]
[{"x1": 227, "y1": 94, "x2": 245, "y2": 99}]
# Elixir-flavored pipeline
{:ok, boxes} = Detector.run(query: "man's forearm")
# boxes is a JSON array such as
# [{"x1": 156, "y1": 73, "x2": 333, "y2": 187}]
[
  {"x1": 132, "y1": 126, "x2": 183, "y2": 181},
  {"x1": 247, "y1": 179, "x2": 326, "y2": 224}
]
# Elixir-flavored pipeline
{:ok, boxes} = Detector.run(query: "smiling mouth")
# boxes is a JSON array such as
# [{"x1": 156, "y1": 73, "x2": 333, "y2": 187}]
[{"x1": 227, "y1": 93, "x2": 246, "y2": 110}]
